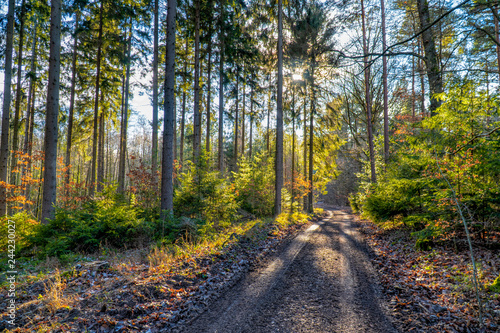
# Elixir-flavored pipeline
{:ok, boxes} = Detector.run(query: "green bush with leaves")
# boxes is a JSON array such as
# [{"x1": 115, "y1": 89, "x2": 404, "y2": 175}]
[
  {"x1": 232, "y1": 152, "x2": 275, "y2": 217},
  {"x1": 28, "y1": 198, "x2": 161, "y2": 257},
  {"x1": 362, "y1": 179, "x2": 421, "y2": 221},
  {"x1": 351, "y1": 78, "x2": 500, "y2": 246},
  {"x1": 174, "y1": 151, "x2": 240, "y2": 231},
  {"x1": 0, "y1": 211, "x2": 39, "y2": 253}
]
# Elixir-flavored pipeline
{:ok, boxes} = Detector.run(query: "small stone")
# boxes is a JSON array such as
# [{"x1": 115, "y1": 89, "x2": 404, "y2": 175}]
[{"x1": 432, "y1": 305, "x2": 447, "y2": 313}]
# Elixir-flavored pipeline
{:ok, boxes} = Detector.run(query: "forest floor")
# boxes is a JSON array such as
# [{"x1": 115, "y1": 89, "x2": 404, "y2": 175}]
[
  {"x1": 1, "y1": 207, "x2": 499, "y2": 332},
  {"x1": 179, "y1": 207, "x2": 397, "y2": 333},
  {"x1": 357, "y1": 212, "x2": 500, "y2": 332},
  {"x1": 0, "y1": 211, "x2": 320, "y2": 332}
]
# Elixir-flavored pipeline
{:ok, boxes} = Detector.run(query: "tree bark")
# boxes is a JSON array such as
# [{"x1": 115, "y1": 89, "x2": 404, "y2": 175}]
[
  {"x1": 23, "y1": 19, "x2": 38, "y2": 210},
  {"x1": 161, "y1": 0, "x2": 177, "y2": 216},
  {"x1": 206, "y1": 21, "x2": 213, "y2": 153},
  {"x1": 381, "y1": 0, "x2": 389, "y2": 163},
  {"x1": 412, "y1": 43, "x2": 416, "y2": 118},
  {"x1": 152, "y1": 0, "x2": 159, "y2": 184},
  {"x1": 492, "y1": 6, "x2": 500, "y2": 82},
  {"x1": 249, "y1": 82, "x2": 254, "y2": 158},
  {"x1": 275, "y1": 0, "x2": 284, "y2": 217},
  {"x1": 118, "y1": 25, "x2": 133, "y2": 194},
  {"x1": 241, "y1": 74, "x2": 245, "y2": 156},
  {"x1": 303, "y1": 85, "x2": 308, "y2": 212},
  {"x1": 218, "y1": 0, "x2": 225, "y2": 174},
  {"x1": 41, "y1": 0, "x2": 62, "y2": 222},
  {"x1": 65, "y1": 13, "x2": 79, "y2": 191},
  {"x1": 267, "y1": 89, "x2": 271, "y2": 154},
  {"x1": 419, "y1": 38, "x2": 426, "y2": 115},
  {"x1": 234, "y1": 70, "x2": 239, "y2": 168},
  {"x1": 193, "y1": 0, "x2": 202, "y2": 163},
  {"x1": 180, "y1": 39, "x2": 188, "y2": 168},
  {"x1": 97, "y1": 102, "x2": 105, "y2": 192},
  {"x1": 90, "y1": 1, "x2": 104, "y2": 196},
  {"x1": 291, "y1": 86, "x2": 296, "y2": 212},
  {"x1": 11, "y1": 0, "x2": 27, "y2": 186},
  {"x1": 0, "y1": 0, "x2": 16, "y2": 216},
  {"x1": 361, "y1": 0, "x2": 377, "y2": 183},
  {"x1": 416, "y1": 0, "x2": 443, "y2": 115},
  {"x1": 308, "y1": 68, "x2": 315, "y2": 213}
]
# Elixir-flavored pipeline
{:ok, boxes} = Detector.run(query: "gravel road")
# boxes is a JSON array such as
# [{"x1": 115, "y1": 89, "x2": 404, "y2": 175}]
[{"x1": 180, "y1": 209, "x2": 398, "y2": 333}]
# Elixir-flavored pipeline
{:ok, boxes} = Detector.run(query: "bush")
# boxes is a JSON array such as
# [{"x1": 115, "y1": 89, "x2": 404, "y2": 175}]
[
  {"x1": 488, "y1": 275, "x2": 500, "y2": 293},
  {"x1": 348, "y1": 193, "x2": 361, "y2": 214},
  {"x1": 174, "y1": 151, "x2": 240, "y2": 231},
  {"x1": 0, "y1": 211, "x2": 39, "y2": 253},
  {"x1": 232, "y1": 152, "x2": 275, "y2": 216},
  {"x1": 362, "y1": 179, "x2": 424, "y2": 222},
  {"x1": 28, "y1": 198, "x2": 159, "y2": 257}
]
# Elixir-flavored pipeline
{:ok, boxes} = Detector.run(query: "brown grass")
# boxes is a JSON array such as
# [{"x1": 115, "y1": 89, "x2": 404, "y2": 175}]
[{"x1": 42, "y1": 269, "x2": 73, "y2": 314}]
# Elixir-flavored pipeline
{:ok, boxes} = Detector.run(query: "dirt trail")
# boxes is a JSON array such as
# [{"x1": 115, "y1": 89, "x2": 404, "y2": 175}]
[{"x1": 179, "y1": 209, "x2": 398, "y2": 333}]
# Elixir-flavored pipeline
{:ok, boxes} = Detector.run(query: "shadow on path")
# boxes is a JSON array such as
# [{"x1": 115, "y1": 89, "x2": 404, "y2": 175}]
[{"x1": 179, "y1": 210, "x2": 398, "y2": 333}]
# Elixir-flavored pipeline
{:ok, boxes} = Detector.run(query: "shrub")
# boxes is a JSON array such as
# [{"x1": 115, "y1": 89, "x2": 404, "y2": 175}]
[
  {"x1": 488, "y1": 275, "x2": 500, "y2": 293},
  {"x1": 28, "y1": 198, "x2": 156, "y2": 257},
  {"x1": 232, "y1": 152, "x2": 275, "y2": 216},
  {"x1": 362, "y1": 179, "x2": 424, "y2": 222},
  {"x1": 411, "y1": 221, "x2": 443, "y2": 251},
  {"x1": 174, "y1": 151, "x2": 240, "y2": 231},
  {"x1": 348, "y1": 193, "x2": 361, "y2": 214},
  {"x1": 0, "y1": 211, "x2": 39, "y2": 253}
]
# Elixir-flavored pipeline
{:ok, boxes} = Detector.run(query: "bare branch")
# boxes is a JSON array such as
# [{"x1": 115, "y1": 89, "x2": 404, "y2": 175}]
[{"x1": 449, "y1": 126, "x2": 500, "y2": 156}]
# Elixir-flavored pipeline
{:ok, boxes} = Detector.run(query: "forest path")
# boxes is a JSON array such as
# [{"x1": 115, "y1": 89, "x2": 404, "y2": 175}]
[{"x1": 179, "y1": 208, "x2": 398, "y2": 333}]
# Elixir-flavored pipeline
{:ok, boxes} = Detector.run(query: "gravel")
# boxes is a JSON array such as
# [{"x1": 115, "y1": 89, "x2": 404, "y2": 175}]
[{"x1": 179, "y1": 209, "x2": 398, "y2": 333}]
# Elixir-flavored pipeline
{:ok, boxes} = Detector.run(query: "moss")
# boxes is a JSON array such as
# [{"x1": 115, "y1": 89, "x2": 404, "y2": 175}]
[{"x1": 488, "y1": 275, "x2": 500, "y2": 293}]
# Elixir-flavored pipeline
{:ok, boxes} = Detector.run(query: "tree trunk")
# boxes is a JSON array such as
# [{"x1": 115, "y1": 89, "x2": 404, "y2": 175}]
[
  {"x1": 173, "y1": 88, "x2": 177, "y2": 164},
  {"x1": 41, "y1": 0, "x2": 62, "y2": 222},
  {"x1": 412, "y1": 43, "x2": 416, "y2": 118},
  {"x1": 241, "y1": 75, "x2": 245, "y2": 156},
  {"x1": 308, "y1": 68, "x2": 315, "y2": 213},
  {"x1": 381, "y1": 0, "x2": 389, "y2": 163},
  {"x1": 97, "y1": 103, "x2": 105, "y2": 192},
  {"x1": 11, "y1": 0, "x2": 27, "y2": 186},
  {"x1": 218, "y1": 0, "x2": 225, "y2": 174},
  {"x1": 118, "y1": 24, "x2": 133, "y2": 195},
  {"x1": 419, "y1": 38, "x2": 426, "y2": 115},
  {"x1": 275, "y1": 0, "x2": 284, "y2": 217},
  {"x1": 0, "y1": 0, "x2": 16, "y2": 216},
  {"x1": 90, "y1": 1, "x2": 104, "y2": 196},
  {"x1": 193, "y1": 0, "x2": 202, "y2": 163},
  {"x1": 206, "y1": 22, "x2": 213, "y2": 153},
  {"x1": 267, "y1": 89, "x2": 271, "y2": 154},
  {"x1": 152, "y1": 0, "x2": 159, "y2": 184},
  {"x1": 65, "y1": 13, "x2": 79, "y2": 191},
  {"x1": 291, "y1": 87, "x2": 295, "y2": 212},
  {"x1": 303, "y1": 85, "x2": 308, "y2": 212},
  {"x1": 249, "y1": 83, "x2": 254, "y2": 158},
  {"x1": 180, "y1": 39, "x2": 188, "y2": 168},
  {"x1": 492, "y1": 6, "x2": 500, "y2": 82},
  {"x1": 361, "y1": 0, "x2": 377, "y2": 183},
  {"x1": 416, "y1": 0, "x2": 443, "y2": 115},
  {"x1": 234, "y1": 70, "x2": 239, "y2": 168},
  {"x1": 161, "y1": 0, "x2": 177, "y2": 216},
  {"x1": 23, "y1": 19, "x2": 38, "y2": 211}
]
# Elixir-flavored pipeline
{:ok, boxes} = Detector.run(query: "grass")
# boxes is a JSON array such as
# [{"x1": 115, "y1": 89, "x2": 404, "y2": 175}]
[
  {"x1": 41, "y1": 269, "x2": 74, "y2": 314},
  {"x1": 1, "y1": 209, "x2": 316, "y2": 320},
  {"x1": 147, "y1": 212, "x2": 312, "y2": 275}
]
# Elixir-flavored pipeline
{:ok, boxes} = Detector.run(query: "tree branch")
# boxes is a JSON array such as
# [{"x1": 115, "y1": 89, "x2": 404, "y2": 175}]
[
  {"x1": 471, "y1": 22, "x2": 500, "y2": 47},
  {"x1": 449, "y1": 126, "x2": 500, "y2": 156},
  {"x1": 335, "y1": 0, "x2": 472, "y2": 64}
]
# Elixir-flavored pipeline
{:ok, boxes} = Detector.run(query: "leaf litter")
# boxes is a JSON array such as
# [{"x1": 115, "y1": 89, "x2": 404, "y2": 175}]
[
  {"x1": 356, "y1": 215, "x2": 500, "y2": 333},
  {"x1": 0, "y1": 216, "x2": 318, "y2": 333}
]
